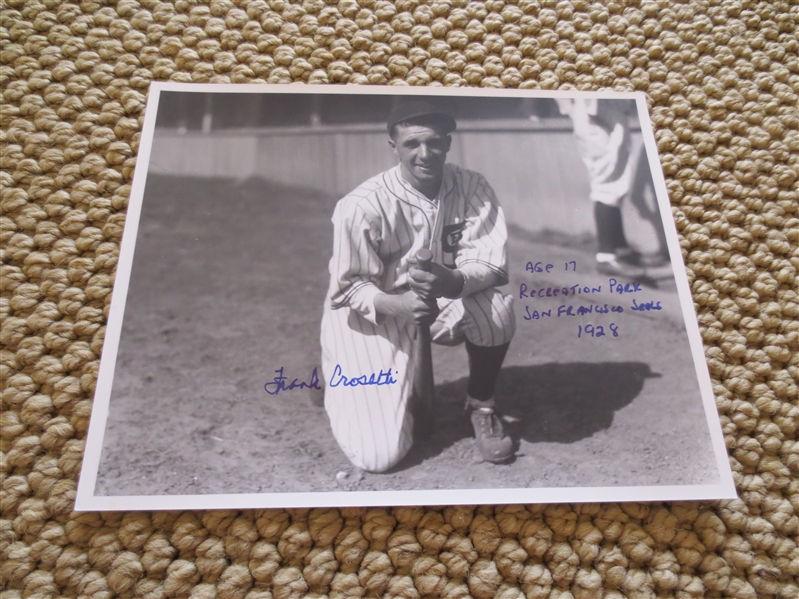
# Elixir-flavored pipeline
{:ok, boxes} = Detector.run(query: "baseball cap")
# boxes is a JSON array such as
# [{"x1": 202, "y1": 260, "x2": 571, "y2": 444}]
[{"x1": 387, "y1": 100, "x2": 457, "y2": 134}]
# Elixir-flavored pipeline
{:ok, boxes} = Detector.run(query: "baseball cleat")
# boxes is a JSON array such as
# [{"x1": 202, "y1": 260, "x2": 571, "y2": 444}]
[
  {"x1": 595, "y1": 249, "x2": 645, "y2": 278},
  {"x1": 470, "y1": 407, "x2": 514, "y2": 463}
]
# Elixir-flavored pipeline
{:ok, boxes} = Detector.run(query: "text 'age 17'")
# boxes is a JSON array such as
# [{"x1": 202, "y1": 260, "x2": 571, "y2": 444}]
[{"x1": 525, "y1": 260, "x2": 578, "y2": 274}]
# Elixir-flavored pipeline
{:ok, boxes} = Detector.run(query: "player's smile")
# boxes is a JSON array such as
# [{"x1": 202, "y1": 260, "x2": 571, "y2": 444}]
[{"x1": 389, "y1": 123, "x2": 452, "y2": 198}]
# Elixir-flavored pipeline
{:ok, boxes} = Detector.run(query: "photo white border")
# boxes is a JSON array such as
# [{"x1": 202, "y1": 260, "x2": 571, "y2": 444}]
[{"x1": 75, "y1": 83, "x2": 737, "y2": 511}]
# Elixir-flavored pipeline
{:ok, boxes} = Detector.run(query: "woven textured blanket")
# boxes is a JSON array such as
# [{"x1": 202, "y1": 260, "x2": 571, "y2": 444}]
[{"x1": 1, "y1": 1, "x2": 797, "y2": 598}]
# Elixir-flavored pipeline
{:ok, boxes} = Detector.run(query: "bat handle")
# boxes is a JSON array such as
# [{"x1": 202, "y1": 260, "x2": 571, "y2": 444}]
[
  {"x1": 412, "y1": 248, "x2": 435, "y2": 439},
  {"x1": 412, "y1": 247, "x2": 435, "y2": 339},
  {"x1": 413, "y1": 248, "x2": 438, "y2": 309},
  {"x1": 412, "y1": 247, "x2": 436, "y2": 315},
  {"x1": 414, "y1": 248, "x2": 433, "y2": 274}
]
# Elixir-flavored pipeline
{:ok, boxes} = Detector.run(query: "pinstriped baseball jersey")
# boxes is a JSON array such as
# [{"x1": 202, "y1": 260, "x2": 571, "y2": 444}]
[{"x1": 321, "y1": 163, "x2": 515, "y2": 472}]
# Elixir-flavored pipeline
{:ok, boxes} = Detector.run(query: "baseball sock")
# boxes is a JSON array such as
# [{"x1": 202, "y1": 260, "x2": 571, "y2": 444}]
[
  {"x1": 465, "y1": 341, "x2": 510, "y2": 405},
  {"x1": 594, "y1": 202, "x2": 628, "y2": 254}
]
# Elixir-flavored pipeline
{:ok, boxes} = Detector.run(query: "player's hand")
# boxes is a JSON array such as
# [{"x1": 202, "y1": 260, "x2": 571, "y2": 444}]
[
  {"x1": 374, "y1": 291, "x2": 439, "y2": 326},
  {"x1": 408, "y1": 262, "x2": 465, "y2": 300}
]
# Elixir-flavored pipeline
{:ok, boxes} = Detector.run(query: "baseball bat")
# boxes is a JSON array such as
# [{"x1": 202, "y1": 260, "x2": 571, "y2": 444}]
[{"x1": 412, "y1": 248, "x2": 435, "y2": 435}]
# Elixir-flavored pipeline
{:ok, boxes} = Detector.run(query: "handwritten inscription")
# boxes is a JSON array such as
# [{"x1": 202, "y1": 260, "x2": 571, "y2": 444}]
[
  {"x1": 608, "y1": 278, "x2": 643, "y2": 295},
  {"x1": 526, "y1": 261, "x2": 578, "y2": 273},
  {"x1": 264, "y1": 367, "x2": 322, "y2": 395},
  {"x1": 265, "y1": 365, "x2": 399, "y2": 395},
  {"x1": 329, "y1": 364, "x2": 398, "y2": 388},
  {"x1": 631, "y1": 299, "x2": 663, "y2": 311},
  {"x1": 519, "y1": 260, "x2": 666, "y2": 340},
  {"x1": 520, "y1": 283, "x2": 602, "y2": 299},
  {"x1": 523, "y1": 303, "x2": 624, "y2": 321},
  {"x1": 578, "y1": 323, "x2": 620, "y2": 338},
  {"x1": 520, "y1": 278, "x2": 646, "y2": 300}
]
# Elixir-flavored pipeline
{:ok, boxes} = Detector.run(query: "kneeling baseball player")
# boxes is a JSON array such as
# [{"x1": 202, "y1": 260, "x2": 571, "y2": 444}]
[{"x1": 320, "y1": 100, "x2": 516, "y2": 473}]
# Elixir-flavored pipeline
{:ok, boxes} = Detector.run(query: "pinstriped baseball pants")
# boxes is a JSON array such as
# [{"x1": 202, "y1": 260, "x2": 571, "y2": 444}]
[{"x1": 321, "y1": 287, "x2": 515, "y2": 472}]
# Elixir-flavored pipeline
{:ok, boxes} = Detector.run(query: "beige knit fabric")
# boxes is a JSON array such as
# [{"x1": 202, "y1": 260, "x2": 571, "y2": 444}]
[{"x1": 2, "y1": 1, "x2": 798, "y2": 598}]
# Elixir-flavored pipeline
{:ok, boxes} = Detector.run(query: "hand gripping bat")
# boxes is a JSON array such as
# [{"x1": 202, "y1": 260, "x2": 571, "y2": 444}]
[{"x1": 411, "y1": 248, "x2": 436, "y2": 438}]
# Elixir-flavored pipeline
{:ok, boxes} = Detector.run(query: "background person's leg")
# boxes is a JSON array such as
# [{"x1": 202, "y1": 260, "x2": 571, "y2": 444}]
[{"x1": 594, "y1": 202, "x2": 645, "y2": 277}]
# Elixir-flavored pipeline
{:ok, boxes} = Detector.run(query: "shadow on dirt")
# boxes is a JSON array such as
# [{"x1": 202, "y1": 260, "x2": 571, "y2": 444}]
[{"x1": 396, "y1": 361, "x2": 660, "y2": 470}]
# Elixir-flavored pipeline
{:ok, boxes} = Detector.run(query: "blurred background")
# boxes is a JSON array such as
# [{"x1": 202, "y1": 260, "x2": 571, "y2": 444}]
[{"x1": 149, "y1": 91, "x2": 660, "y2": 250}]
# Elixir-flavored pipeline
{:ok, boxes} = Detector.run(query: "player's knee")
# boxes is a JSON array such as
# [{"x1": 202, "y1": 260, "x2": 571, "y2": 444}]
[
  {"x1": 328, "y1": 418, "x2": 412, "y2": 473},
  {"x1": 462, "y1": 288, "x2": 516, "y2": 346},
  {"x1": 343, "y1": 444, "x2": 409, "y2": 473},
  {"x1": 495, "y1": 291, "x2": 517, "y2": 343}
]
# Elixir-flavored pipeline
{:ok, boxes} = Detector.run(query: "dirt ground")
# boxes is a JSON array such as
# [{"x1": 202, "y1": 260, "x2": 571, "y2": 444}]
[{"x1": 95, "y1": 174, "x2": 721, "y2": 498}]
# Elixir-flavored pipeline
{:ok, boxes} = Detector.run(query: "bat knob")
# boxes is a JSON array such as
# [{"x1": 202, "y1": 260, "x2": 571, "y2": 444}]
[{"x1": 415, "y1": 248, "x2": 433, "y2": 272}]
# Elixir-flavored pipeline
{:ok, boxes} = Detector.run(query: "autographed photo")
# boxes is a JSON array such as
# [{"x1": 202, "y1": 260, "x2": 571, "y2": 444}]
[{"x1": 77, "y1": 85, "x2": 735, "y2": 510}]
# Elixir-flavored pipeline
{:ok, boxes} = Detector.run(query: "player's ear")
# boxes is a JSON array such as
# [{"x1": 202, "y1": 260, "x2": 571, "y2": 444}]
[
  {"x1": 388, "y1": 137, "x2": 398, "y2": 155},
  {"x1": 444, "y1": 135, "x2": 452, "y2": 152}
]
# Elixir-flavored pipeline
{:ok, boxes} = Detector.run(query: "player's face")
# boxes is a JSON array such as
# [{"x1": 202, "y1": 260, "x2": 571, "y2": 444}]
[{"x1": 389, "y1": 124, "x2": 451, "y2": 195}]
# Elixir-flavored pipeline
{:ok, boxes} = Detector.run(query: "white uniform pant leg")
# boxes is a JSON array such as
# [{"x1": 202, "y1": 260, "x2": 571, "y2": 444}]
[
  {"x1": 571, "y1": 117, "x2": 634, "y2": 207},
  {"x1": 431, "y1": 287, "x2": 516, "y2": 347},
  {"x1": 320, "y1": 306, "x2": 415, "y2": 473}
]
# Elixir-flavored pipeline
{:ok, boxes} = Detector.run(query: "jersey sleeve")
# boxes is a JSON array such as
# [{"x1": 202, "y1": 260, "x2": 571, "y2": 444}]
[
  {"x1": 454, "y1": 171, "x2": 510, "y2": 292},
  {"x1": 327, "y1": 198, "x2": 385, "y2": 324}
]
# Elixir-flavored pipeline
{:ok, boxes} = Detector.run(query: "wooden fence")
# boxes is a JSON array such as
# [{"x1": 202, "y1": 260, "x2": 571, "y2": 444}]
[{"x1": 148, "y1": 120, "x2": 648, "y2": 239}]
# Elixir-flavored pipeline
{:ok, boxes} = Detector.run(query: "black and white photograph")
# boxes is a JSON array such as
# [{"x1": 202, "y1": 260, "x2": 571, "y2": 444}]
[{"x1": 76, "y1": 84, "x2": 735, "y2": 510}]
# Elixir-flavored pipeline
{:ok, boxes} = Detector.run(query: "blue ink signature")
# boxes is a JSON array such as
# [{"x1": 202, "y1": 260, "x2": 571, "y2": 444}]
[
  {"x1": 329, "y1": 364, "x2": 398, "y2": 388},
  {"x1": 264, "y1": 367, "x2": 322, "y2": 396}
]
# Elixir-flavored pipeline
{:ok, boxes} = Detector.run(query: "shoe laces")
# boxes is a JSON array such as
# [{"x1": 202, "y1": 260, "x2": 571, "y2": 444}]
[{"x1": 473, "y1": 408, "x2": 498, "y2": 436}]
